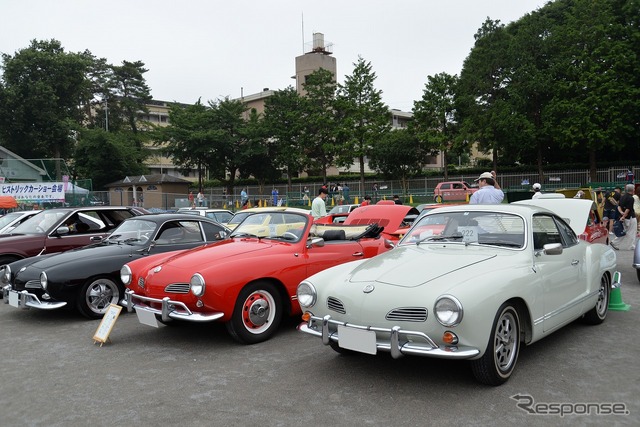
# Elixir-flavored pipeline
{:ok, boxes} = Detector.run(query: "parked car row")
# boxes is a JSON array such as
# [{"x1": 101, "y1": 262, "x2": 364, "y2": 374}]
[{"x1": 1, "y1": 199, "x2": 619, "y2": 385}]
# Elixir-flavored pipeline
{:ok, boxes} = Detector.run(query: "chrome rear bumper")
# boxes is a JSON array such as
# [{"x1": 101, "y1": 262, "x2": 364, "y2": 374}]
[{"x1": 298, "y1": 314, "x2": 480, "y2": 359}]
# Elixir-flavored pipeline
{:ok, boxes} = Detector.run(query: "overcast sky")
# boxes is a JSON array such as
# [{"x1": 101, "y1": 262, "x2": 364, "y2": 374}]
[{"x1": 2, "y1": 0, "x2": 547, "y2": 111}]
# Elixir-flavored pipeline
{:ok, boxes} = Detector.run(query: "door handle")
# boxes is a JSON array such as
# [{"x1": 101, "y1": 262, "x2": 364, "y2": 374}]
[
  {"x1": 571, "y1": 260, "x2": 579, "y2": 266},
  {"x1": 352, "y1": 252, "x2": 364, "y2": 257}
]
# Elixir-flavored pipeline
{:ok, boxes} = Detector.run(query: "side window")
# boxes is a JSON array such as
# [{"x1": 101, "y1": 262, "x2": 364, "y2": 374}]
[
  {"x1": 155, "y1": 224, "x2": 185, "y2": 245},
  {"x1": 531, "y1": 215, "x2": 562, "y2": 250},
  {"x1": 555, "y1": 217, "x2": 579, "y2": 247},
  {"x1": 441, "y1": 184, "x2": 451, "y2": 190},
  {"x1": 202, "y1": 222, "x2": 225, "y2": 241}
]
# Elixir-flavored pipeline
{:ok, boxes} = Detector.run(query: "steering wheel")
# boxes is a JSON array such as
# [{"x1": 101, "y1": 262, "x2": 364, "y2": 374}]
[
  {"x1": 35, "y1": 225, "x2": 45, "y2": 233},
  {"x1": 282, "y1": 231, "x2": 299, "y2": 240}
]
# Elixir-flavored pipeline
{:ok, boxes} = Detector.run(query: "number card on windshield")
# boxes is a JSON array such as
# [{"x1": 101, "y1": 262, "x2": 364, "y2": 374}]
[
  {"x1": 459, "y1": 226, "x2": 479, "y2": 243},
  {"x1": 93, "y1": 304, "x2": 122, "y2": 346}
]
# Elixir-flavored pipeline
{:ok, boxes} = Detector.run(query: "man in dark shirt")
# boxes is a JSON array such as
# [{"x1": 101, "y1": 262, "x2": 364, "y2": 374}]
[{"x1": 611, "y1": 184, "x2": 636, "y2": 250}]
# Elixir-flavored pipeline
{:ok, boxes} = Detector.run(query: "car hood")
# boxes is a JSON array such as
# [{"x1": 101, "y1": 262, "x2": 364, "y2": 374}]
[
  {"x1": 17, "y1": 243, "x2": 144, "y2": 270},
  {"x1": 144, "y1": 238, "x2": 276, "y2": 272},
  {"x1": 345, "y1": 245, "x2": 497, "y2": 288}
]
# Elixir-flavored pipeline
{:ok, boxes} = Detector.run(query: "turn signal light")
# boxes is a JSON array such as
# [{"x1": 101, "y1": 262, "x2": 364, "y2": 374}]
[
  {"x1": 442, "y1": 331, "x2": 458, "y2": 345},
  {"x1": 301, "y1": 312, "x2": 311, "y2": 322}
]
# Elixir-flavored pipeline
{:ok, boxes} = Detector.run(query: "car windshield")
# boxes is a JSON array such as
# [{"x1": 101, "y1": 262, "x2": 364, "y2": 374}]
[
  {"x1": 401, "y1": 211, "x2": 525, "y2": 249},
  {"x1": 105, "y1": 219, "x2": 157, "y2": 245},
  {"x1": 227, "y1": 212, "x2": 253, "y2": 225},
  {"x1": 0, "y1": 212, "x2": 23, "y2": 228},
  {"x1": 231, "y1": 212, "x2": 308, "y2": 241},
  {"x1": 12, "y1": 210, "x2": 68, "y2": 234}
]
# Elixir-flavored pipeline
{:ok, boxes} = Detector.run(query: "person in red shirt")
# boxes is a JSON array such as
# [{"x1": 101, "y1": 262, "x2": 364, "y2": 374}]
[{"x1": 360, "y1": 195, "x2": 371, "y2": 206}]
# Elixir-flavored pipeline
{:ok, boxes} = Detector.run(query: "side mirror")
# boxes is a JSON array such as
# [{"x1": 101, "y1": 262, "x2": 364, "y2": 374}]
[
  {"x1": 543, "y1": 243, "x2": 563, "y2": 255},
  {"x1": 55, "y1": 226, "x2": 70, "y2": 236},
  {"x1": 307, "y1": 237, "x2": 325, "y2": 248}
]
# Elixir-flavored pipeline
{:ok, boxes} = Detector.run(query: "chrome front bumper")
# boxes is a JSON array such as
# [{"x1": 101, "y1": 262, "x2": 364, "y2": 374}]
[
  {"x1": 2, "y1": 285, "x2": 67, "y2": 310},
  {"x1": 298, "y1": 314, "x2": 480, "y2": 359},
  {"x1": 122, "y1": 289, "x2": 223, "y2": 323}
]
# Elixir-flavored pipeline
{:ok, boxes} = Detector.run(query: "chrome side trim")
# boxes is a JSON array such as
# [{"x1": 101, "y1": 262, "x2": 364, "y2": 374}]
[
  {"x1": 533, "y1": 288, "x2": 603, "y2": 326},
  {"x1": 299, "y1": 314, "x2": 479, "y2": 359},
  {"x1": 122, "y1": 289, "x2": 223, "y2": 323}
]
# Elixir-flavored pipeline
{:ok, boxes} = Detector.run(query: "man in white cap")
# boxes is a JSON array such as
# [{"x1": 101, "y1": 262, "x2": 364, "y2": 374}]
[
  {"x1": 532, "y1": 183, "x2": 543, "y2": 199},
  {"x1": 469, "y1": 171, "x2": 504, "y2": 204}
]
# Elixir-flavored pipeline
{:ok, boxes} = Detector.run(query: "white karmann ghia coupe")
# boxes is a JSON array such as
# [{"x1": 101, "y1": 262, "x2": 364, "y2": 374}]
[{"x1": 297, "y1": 203, "x2": 618, "y2": 385}]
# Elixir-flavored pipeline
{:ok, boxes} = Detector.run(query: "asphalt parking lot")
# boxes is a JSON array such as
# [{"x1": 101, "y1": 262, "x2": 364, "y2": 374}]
[{"x1": 1, "y1": 249, "x2": 639, "y2": 427}]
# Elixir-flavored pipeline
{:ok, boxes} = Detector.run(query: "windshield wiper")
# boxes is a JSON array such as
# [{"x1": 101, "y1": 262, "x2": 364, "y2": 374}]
[
  {"x1": 231, "y1": 232, "x2": 261, "y2": 239},
  {"x1": 417, "y1": 234, "x2": 463, "y2": 245},
  {"x1": 479, "y1": 240, "x2": 521, "y2": 248}
]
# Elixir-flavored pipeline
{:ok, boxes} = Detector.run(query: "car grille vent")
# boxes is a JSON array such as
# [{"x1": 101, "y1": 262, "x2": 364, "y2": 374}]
[
  {"x1": 165, "y1": 283, "x2": 190, "y2": 294},
  {"x1": 386, "y1": 307, "x2": 428, "y2": 322},
  {"x1": 326, "y1": 297, "x2": 346, "y2": 314},
  {"x1": 25, "y1": 279, "x2": 42, "y2": 289},
  {"x1": 137, "y1": 278, "x2": 145, "y2": 288}
]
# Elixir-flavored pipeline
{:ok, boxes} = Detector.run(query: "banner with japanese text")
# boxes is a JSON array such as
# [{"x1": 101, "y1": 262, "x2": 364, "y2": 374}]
[{"x1": 0, "y1": 182, "x2": 66, "y2": 201}]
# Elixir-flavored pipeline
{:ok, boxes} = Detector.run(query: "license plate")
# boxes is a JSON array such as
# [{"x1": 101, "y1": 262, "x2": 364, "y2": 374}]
[
  {"x1": 338, "y1": 325, "x2": 377, "y2": 355},
  {"x1": 135, "y1": 307, "x2": 159, "y2": 328},
  {"x1": 8, "y1": 291, "x2": 20, "y2": 308}
]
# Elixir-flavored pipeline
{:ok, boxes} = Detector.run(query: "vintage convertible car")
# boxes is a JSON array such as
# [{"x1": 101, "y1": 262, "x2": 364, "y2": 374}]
[
  {"x1": 297, "y1": 203, "x2": 617, "y2": 385},
  {"x1": 2, "y1": 214, "x2": 229, "y2": 318},
  {"x1": 121, "y1": 210, "x2": 393, "y2": 344}
]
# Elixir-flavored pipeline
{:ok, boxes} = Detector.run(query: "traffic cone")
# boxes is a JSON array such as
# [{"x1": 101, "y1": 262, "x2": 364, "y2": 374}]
[
  {"x1": 609, "y1": 272, "x2": 630, "y2": 311},
  {"x1": 236, "y1": 200, "x2": 239, "y2": 209},
  {"x1": 409, "y1": 195, "x2": 414, "y2": 204},
  {"x1": 466, "y1": 193, "x2": 470, "y2": 203},
  {"x1": 354, "y1": 196, "x2": 359, "y2": 204},
  {"x1": 331, "y1": 197, "x2": 335, "y2": 206}
]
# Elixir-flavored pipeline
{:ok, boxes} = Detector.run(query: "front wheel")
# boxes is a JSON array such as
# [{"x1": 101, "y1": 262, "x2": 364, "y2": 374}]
[
  {"x1": 582, "y1": 274, "x2": 610, "y2": 325},
  {"x1": 471, "y1": 303, "x2": 521, "y2": 386},
  {"x1": 77, "y1": 277, "x2": 122, "y2": 319},
  {"x1": 225, "y1": 281, "x2": 283, "y2": 344}
]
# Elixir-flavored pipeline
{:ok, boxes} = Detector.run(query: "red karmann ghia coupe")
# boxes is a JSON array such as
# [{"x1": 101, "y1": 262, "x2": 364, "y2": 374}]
[{"x1": 121, "y1": 210, "x2": 393, "y2": 344}]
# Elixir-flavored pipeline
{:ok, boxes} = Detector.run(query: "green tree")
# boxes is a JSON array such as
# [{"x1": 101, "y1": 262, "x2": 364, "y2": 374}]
[
  {"x1": 369, "y1": 128, "x2": 425, "y2": 195},
  {"x1": 299, "y1": 68, "x2": 338, "y2": 183},
  {"x1": 158, "y1": 100, "x2": 216, "y2": 192},
  {"x1": 335, "y1": 57, "x2": 391, "y2": 192},
  {"x1": 237, "y1": 108, "x2": 281, "y2": 194},
  {"x1": 543, "y1": 0, "x2": 640, "y2": 180},
  {"x1": 412, "y1": 72, "x2": 459, "y2": 179},
  {"x1": 74, "y1": 128, "x2": 147, "y2": 190},
  {"x1": 263, "y1": 86, "x2": 305, "y2": 189},
  {"x1": 0, "y1": 39, "x2": 94, "y2": 176},
  {"x1": 208, "y1": 97, "x2": 250, "y2": 191}
]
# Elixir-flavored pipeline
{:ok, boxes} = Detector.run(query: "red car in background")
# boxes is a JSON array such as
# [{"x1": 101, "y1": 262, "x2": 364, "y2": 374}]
[
  {"x1": 121, "y1": 209, "x2": 393, "y2": 344},
  {"x1": 433, "y1": 181, "x2": 478, "y2": 202}
]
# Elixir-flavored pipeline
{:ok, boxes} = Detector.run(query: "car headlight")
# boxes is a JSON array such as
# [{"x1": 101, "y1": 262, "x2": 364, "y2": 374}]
[
  {"x1": 190, "y1": 273, "x2": 205, "y2": 297},
  {"x1": 297, "y1": 281, "x2": 317, "y2": 308},
  {"x1": 1, "y1": 265, "x2": 11, "y2": 285},
  {"x1": 434, "y1": 295, "x2": 463, "y2": 327},
  {"x1": 40, "y1": 271, "x2": 48, "y2": 290},
  {"x1": 120, "y1": 265, "x2": 132, "y2": 285}
]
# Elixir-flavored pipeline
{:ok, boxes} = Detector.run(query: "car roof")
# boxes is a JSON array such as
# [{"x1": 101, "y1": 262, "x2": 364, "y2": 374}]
[{"x1": 177, "y1": 207, "x2": 232, "y2": 213}]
